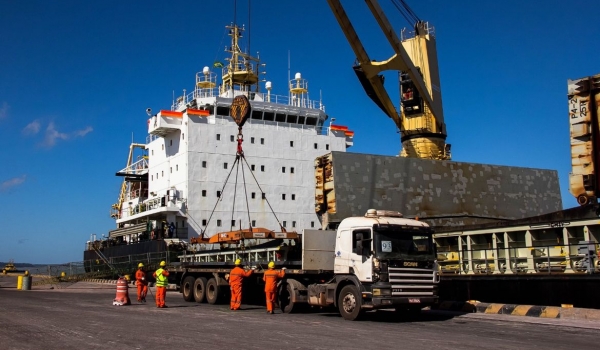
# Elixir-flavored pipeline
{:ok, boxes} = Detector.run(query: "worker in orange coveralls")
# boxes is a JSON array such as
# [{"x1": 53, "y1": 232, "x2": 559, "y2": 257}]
[
  {"x1": 263, "y1": 261, "x2": 286, "y2": 314},
  {"x1": 229, "y1": 259, "x2": 254, "y2": 310},
  {"x1": 153, "y1": 261, "x2": 170, "y2": 308},
  {"x1": 135, "y1": 263, "x2": 148, "y2": 303}
]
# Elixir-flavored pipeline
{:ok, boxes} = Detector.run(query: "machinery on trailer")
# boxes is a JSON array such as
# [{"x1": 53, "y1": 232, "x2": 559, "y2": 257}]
[{"x1": 174, "y1": 209, "x2": 439, "y2": 320}]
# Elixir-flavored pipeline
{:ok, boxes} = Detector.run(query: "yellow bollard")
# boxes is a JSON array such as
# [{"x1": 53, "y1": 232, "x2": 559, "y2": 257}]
[{"x1": 17, "y1": 275, "x2": 23, "y2": 290}]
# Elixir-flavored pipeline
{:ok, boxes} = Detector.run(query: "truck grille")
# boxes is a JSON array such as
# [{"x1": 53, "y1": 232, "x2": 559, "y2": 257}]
[{"x1": 388, "y1": 267, "x2": 437, "y2": 296}]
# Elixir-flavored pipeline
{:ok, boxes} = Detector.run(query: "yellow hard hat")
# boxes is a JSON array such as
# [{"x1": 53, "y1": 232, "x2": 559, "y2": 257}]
[
  {"x1": 138, "y1": 263, "x2": 144, "y2": 268},
  {"x1": 268, "y1": 261, "x2": 275, "y2": 268},
  {"x1": 160, "y1": 261, "x2": 166, "y2": 267},
  {"x1": 234, "y1": 259, "x2": 242, "y2": 265}
]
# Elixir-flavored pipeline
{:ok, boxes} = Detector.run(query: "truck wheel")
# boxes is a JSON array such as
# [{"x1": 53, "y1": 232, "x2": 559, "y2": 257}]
[
  {"x1": 338, "y1": 285, "x2": 363, "y2": 321},
  {"x1": 182, "y1": 276, "x2": 195, "y2": 302},
  {"x1": 193, "y1": 277, "x2": 208, "y2": 303},
  {"x1": 279, "y1": 282, "x2": 296, "y2": 313},
  {"x1": 206, "y1": 278, "x2": 220, "y2": 305}
]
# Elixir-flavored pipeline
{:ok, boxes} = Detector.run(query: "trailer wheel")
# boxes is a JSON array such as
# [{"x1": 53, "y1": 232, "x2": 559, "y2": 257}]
[
  {"x1": 338, "y1": 285, "x2": 363, "y2": 321},
  {"x1": 206, "y1": 278, "x2": 220, "y2": 305},
  {"x1": 193, "y1": 277, "x2": 208, "y2": 303},
  {"x1": 182, "y1": 276, "x2": 195, "y2": 302}
]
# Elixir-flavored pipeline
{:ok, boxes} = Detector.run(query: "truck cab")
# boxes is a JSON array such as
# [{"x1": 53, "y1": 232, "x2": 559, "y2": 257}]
[{"x1": 306, "y1": 209, "x2": 440, "y2": 320}]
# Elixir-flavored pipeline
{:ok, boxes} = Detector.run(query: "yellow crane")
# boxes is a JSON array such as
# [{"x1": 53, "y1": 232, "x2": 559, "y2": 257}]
[{"x1": 327, "y1": 0, "x2": 450, "y2": 160}]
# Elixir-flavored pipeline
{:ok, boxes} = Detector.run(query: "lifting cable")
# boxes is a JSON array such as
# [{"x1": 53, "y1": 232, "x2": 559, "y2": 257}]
[{"x1": 201, "y1": 95, "x2": 287, "y2": 241}]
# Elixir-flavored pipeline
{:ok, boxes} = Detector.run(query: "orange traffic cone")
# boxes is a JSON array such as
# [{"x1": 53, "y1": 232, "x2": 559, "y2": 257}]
[{"x1": 113, "y1": 277, "x2": 131, "y2": 306}]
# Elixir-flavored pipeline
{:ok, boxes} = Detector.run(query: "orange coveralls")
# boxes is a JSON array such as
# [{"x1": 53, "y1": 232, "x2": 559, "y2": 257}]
[
  {"x1": 135, "y1": 269, "x2": 148, "y2": 302},
  {"x1": 229, "y1": 266, "x2": 253, "y2": 310},
  {"x1": 153, "y1": 268, "x2": 170, "y2": 308},
  {"x1": 263, "y1": 268, "x2": 285, "y2": 313}
]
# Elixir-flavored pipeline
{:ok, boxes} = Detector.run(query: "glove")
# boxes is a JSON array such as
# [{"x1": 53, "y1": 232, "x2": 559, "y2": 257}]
[
  {"x1": 282, "y1": 267, "x2": 287, "y2": 270},
  {"x1": 141, "y1": 277, "x2": 145, "y2": 280}
]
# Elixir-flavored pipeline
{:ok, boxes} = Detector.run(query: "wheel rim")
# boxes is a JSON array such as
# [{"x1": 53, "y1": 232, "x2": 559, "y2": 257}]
[
  {"x1": 342, "y1": 292, "x2": 356, "y2": 313},
  {"x1": 207, "y1": 285, "x2": 215, "y2": 299}
]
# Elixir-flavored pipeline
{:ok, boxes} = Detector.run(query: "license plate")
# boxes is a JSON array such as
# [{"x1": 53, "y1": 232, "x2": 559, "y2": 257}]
[{"x1": 408, "y1": 298, "x2": 421, "y2": 303}]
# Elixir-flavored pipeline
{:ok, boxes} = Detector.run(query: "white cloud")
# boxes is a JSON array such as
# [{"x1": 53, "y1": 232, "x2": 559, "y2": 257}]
[
  {"x1": 22, "y1": 120, "x2": 41, "y2": 135},
  {"x1": 74, "y1": 126, "x2": 93, "y2": 137},
  {"x1": 0, "y1": 175, "x2": 26, "y2": 192},
  {"x1": 43, "y1": 121, "x2": 68, "y2": 147},
  {"x1": 0, "y1": 102, "x2": 8, "y2": 120}
]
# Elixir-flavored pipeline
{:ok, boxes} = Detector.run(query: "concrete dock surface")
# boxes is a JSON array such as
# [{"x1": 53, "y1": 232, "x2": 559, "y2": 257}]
[{"x1": 1, "y1": 277, "x2": 599, "y2": 350}]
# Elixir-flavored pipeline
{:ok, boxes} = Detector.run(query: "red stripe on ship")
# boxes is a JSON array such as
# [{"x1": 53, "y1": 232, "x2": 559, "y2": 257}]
[
  {"x1": 160, "y1": 110, "x2": 183, "y2": 118},
  {"x1": 330, "y1": 124, "x2": 348, "y2": 131},
  {"x1": 186, "y1": 109, "x2": 210, "y2": 116}
]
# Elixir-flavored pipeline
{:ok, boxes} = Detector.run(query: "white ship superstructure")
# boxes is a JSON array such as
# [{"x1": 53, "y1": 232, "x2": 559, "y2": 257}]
[{"x1": 109, "y1": 24, "x2": 354, "y2": 243}]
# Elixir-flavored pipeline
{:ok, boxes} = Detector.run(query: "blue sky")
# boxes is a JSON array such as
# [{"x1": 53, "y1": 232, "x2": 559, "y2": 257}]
[{"x1": 1, "y1": 0, "x2": 599, "y2": 263}]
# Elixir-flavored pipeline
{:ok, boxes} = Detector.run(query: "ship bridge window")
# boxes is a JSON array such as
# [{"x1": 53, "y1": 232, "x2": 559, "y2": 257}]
[
  {"x1": 290, "y1": 141, "x2": 294, "y2": 147},
  {"x1": 202, "y1": 219, "x2": 207, "y2": 226},
  {"x1": 251, "y1": 110, "x2": 263, "y2": 120},
  {"x1": 311, "y1": 221, "x2": 315, "y2": 228},
  {"x1": 292, "y1": 194, "x2": 296, "y2": 200},
  {"x1": 202, "y1": 161, "x2": 207, "y2": 168},
  {"x1": 251, "y1": 137, "x2": 255, "y2": 144},
  {"x1": 217, "y1": 220, "x2": 222, "y2": 227},
  {"x1": 261, "y1": 165, "x2": 265, "y2": 172},
  {"x1": 291, "y1": 167, "x2": 295, "y2": 173},
  {"x1": 251, "y1": 164, "x2": 255, "y2": 171},
  {"x1": 283, "y1": 221, "x2": 287, "y2": 227},
  {"x1": 251, "y1": 192, "x2": 256, "y2": 199},
  {"x1": 217, "y1": 191, "x2": 221, "y2": 197},
  {"x1": 287, "y1": 115, "x2": 297, "y2": 124},
  {"x1": 216, "y1": 134, "x2": 221, "y2": 141},
  {"x1": 326, "y1": 144, "x2": 329, "y2": 150},
  {"x1": 282, "y1": 167, "x2": 286, "y2": 173},
  {"x1": 252, "y1": 220, "x2": 256, "y2": 226},
  {"x1": 314, "y1": 143, "x2": 318, "y2": 149},
  {"x1": 224, "y1": 162, "x2": 228, "y2": 169},
  {"x1": 276, "y1": 113, "x2": 286, "y2": 122},
  {"x1": 231, "y1": 220, "x2": 236, "y2": 227},
  {"x1": 216, "y1": 106, "x2": 230, "y2": 117},
  {"x1": 262, "y1": 193, "x2": 266, "y2": 199},
  {"x1": 306, "y1": 117, "x2": 317, "y2": 126},
  {"x1": 261, "y1": 138, "x2": 264, "y2": 145},
  {"x1": 292, "y1": 221, "x2": 296, "y2": 228},
  {"x1": 282, "y1": 194, "x2": 286, "y2": 200},
  {"x1": 264, "y1": 111, "x2": 275, "y2": 121},
  {"x1": 230, "y1": 135, "x2": 234, "y2": 142},
  {"x1": 202, "y1": 190, "x2": 206, "y2": 197},
  {"x1": 298, "y1": 116, "x2": 306, "y2": 125}
]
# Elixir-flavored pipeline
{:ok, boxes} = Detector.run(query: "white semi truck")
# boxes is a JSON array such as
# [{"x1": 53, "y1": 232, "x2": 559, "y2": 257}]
[{"x1": 173, "y1": 209, "x2": 440, "y2": 320}]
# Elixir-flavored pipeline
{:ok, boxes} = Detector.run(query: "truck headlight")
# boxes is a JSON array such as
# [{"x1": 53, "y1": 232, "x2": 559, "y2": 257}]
[{"x1": 372, "y1": 288, "x2": 391, "y2": 296}]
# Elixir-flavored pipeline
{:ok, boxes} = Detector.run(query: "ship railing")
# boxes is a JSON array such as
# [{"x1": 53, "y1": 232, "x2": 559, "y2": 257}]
[
  {"x1": 116, "y1": 157, "x2": 148, "y2": 175},
  {"x1": 176, "y1": 88, "x2": 325, "y2": 111},
  {"x1": 437, "y1": 241, "x2": 600, "y2": 275}
]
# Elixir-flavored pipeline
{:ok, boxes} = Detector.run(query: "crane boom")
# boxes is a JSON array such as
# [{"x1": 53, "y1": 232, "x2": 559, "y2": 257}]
[{"x1": 327, "y1": 0, "x2": 450, "y2": 160}]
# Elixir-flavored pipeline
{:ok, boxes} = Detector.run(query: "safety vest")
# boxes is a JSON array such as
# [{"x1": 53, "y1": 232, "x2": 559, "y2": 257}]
[{"x1": 155, "y1": 268, "x2": 168, "y2": 287}]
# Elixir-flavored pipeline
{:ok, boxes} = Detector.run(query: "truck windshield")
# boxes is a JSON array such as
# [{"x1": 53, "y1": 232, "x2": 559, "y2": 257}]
[{"x1": 374, "y1": 228, "x2": 434, "y2": 261}]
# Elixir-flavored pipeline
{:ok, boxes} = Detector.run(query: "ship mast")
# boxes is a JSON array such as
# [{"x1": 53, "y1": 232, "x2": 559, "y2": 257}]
[{"x1": 220, "y1": 24, "x2": 262, "y2": 95}]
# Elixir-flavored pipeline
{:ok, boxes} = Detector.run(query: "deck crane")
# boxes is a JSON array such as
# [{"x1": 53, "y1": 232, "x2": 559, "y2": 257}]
[{"x1": 327, "y1": 0, "x2": 450, "y2": 160}]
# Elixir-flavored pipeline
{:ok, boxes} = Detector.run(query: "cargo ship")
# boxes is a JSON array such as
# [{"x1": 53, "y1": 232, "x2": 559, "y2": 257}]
[{"x1": 83, "y1": 22, "x2": 354, "y2": 269}]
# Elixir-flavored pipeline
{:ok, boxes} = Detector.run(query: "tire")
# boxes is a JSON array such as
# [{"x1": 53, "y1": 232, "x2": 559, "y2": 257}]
[
  {"x1": 193, "y1": 277, "x2": 208, "y2": 303},
  {"x1": 337, "y1": 285, "x2": 363, "y2": 321},
  {"x1": 279, "y1": 282, "x2": 296, "y2": 314},
  {"x1": 182, "y1": 276, "x2": 195, "y2": 302},
  {"x1": 206, "y1": 278, "x2": 220, "y2": 305}
]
